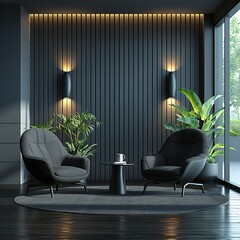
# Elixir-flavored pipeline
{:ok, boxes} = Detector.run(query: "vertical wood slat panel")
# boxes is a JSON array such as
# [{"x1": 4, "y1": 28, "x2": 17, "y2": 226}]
[
  {"x1": 138, "y1": 14, "x2": 143, "y2": 177},
  {"x1": 31, "y1": 14, "x2": 204, "y2": 181},
  {"x1": 162, "y1": 14, "x2": 167, "y2": 141},
  {"x1": 123, "y1": 14, "x2": 129, "y2": 179},
  {"x1": 133, "y1": 14, "x2": 140, "y2": 179}
]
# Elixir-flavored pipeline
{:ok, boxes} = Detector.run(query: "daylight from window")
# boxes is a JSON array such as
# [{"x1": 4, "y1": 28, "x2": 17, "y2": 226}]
[{"x1": 229, "y1": 9, "x2": 240, "y2": 186}]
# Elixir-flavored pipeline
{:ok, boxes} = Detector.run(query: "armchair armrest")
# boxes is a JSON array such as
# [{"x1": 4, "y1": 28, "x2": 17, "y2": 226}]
[
  {"x1": 141, "y1": 156, "x2": 157, "y2": 172},
  {"x1": 179, "y1": 153, "x2": 207, "y2": 184},
  {"x1": 62, "y1": 155, "x2": 90, "y2": 173},
  {"x1": 141, "y1": 154, "x2": 166, "y2": 172}
]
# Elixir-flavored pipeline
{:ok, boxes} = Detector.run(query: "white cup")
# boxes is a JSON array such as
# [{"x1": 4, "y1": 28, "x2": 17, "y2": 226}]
[{"x1": 116, "y1": 153, "x2": 125, "y2": 162}]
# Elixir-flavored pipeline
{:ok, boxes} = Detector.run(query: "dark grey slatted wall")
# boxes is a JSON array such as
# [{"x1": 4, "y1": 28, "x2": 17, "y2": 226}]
[{"x1": 30, "y1": 14, "x2": 204, "y2": 181}]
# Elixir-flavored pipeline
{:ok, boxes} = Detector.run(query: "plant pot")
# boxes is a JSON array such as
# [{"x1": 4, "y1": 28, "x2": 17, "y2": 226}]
[{"x1": 196, "y1": 162, "x2": 218, "y2": 183}]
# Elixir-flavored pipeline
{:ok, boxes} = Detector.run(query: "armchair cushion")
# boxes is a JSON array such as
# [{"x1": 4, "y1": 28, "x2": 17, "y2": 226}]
[
  {"x1": 143, "y1": 166, "x2": 181, "y2": 180},
  {"x1": 62, "y1": 155, "x2": 90, "y2": 173},
  {"x1": 52, "y1": 166, "x2": 88, "y2": 183},
  {"x1": 53, "y1": 166, "x2": 87, "y2": 178}
]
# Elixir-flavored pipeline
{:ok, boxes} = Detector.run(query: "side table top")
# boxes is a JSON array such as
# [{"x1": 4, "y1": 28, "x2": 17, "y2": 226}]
[{"x1": 101, "y1": 162, "x2": 134, "y2": 166}]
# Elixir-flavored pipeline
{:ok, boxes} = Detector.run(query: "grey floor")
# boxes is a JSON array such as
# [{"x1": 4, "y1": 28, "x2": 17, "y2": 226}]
[{"x1": 1, "y1": 182, "x2": 240, "y2": 239}]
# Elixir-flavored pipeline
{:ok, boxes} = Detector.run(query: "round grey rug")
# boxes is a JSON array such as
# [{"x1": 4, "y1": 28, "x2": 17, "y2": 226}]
[{"x1": 14, "y1": 185, "x2": 228, "y2": 215}]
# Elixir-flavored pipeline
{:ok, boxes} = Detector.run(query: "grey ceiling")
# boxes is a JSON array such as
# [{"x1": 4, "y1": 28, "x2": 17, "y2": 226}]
[{"x1": 0, "y1": 0, "x2": 228, "y2": 14}]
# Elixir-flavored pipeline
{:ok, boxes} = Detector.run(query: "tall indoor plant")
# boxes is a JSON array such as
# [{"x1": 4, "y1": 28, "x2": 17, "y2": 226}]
[{"x1": 32, "y1": 111, "x2": 101, "y2": 158}]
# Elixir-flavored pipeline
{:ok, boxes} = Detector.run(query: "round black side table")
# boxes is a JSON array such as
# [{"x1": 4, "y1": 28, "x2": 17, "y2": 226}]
[{"x1": 101, "y1": 162, "x2": 134, "y2": 194}]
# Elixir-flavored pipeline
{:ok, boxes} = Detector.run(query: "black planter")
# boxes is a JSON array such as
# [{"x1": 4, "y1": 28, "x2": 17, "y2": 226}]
[{"x1": 196, "y1": 163, "x2": 218, "y2": 183}]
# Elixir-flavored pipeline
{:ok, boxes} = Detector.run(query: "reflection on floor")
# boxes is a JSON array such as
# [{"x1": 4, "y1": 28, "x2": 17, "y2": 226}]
[{"x1": 230, "y1": 160, "x2": 240, "y2": 187}]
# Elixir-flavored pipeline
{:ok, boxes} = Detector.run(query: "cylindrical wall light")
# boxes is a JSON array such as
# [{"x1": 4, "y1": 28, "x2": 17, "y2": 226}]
[
  {"x1": 63, "y1": 71, "x2": 71, "y2": 99},
  {"x1": 166, "y1": 72, "x2": 176, "y2": 98}
]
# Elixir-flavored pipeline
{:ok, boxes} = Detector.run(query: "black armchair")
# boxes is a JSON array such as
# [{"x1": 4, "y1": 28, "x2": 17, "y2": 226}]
[
  {"x1": 20, "y1": 128, "x2": 90, "y2": 197},
  {"x1": 141, "y1": 128, "x2": 209, "y2": 197}
]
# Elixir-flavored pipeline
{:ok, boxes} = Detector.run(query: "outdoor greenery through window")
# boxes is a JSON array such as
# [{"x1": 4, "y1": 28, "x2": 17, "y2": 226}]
[{"x1": 230, "y1": 10, "x2": 240, "y2": 136}]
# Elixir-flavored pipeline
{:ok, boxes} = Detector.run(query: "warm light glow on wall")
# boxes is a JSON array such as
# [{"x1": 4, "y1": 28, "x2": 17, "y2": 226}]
[
  {"x1": 164, "y1": 61, "x2": 179, "y2": 72},
  {"x1": 29, "y1": 12, "x2": 204, "y2": 105},
  {"x1": 166, "y1": 97, "x2": 178, "y2": 106},
  {"x1": 162, "y1": 98, "x2": 179, "y2": 112},
  {"x1": 62, "y1": 97, "x2": 72, "y2": 107},
  {"x1": 29, "y1": 12, "x2": 204, "y2": 74},
  {"x1": 160, "y1": 13, "x2": 204, "y2": 72},
  {"x1": 56, "y1": 98, "x2": 76, "y2": 117},
  {"x1": 62, "y1": 64, "x2": 72, "y2": 72}
]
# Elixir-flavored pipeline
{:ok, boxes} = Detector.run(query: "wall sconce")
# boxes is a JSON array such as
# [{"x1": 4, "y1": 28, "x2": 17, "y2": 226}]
[
  {"x1": 166, "y1": 72, "x2": 176, "y2": 98},
  {"x1": 63, "y1": 71, "x2": 71, "y2": 99}
]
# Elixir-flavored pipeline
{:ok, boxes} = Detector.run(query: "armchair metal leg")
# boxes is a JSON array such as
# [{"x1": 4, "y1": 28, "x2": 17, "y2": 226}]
[
  {"x1": 26, "y1": 185, "x2": 31, "y2": 195},
  {"x1": 76, "y1": 181, "x2": 88, "y2": 194},
  {"x1": 142, "y1": 182, "x2": 159, "y2": 194},
  {"x1": 26, "y1": 183, "x2": 54, "y2": 198},
  {"x1": 142, "y1": 182, "x2": 148, "y2": 194},
  {"x1": 49, "y1": 186, "x2": 54, "y2": 198},
  {"x1": 83, "y1": 184, "x2": 88, "y2": 194},
  {"x1": 181, "y1": 182, "x2": 205, "y2": 197},
  {"x1": 174, "y1": 184, "x2": 176, "y2": 191}
]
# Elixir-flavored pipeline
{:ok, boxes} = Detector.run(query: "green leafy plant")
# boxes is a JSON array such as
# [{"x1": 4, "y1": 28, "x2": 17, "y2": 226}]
[
  {"x1": 32, "y1": 112, "x2": 101, "y2": 158},
  {"x1": 164, "y1": 88, "x2": 234, "y2": 163},
  {"x1": 31, "y1": 118, "x2": 55, "y2": 132},
  {"x1": 54, "y1": 112, "x2": 100, "y2": 157}
]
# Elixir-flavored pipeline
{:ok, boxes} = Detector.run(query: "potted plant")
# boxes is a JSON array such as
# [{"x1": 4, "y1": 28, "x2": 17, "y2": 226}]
[
  {"x1": 164, "y1": 88, "x2": 234, "y2": 181},
  {"x1": 32, "y1": 111, "x2": 101, "y2": 158}
]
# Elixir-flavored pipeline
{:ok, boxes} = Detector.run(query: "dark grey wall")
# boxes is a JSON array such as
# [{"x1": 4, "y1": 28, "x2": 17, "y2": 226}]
[
  {"x1": 0, "y1": 5, "x2": 30, "y2": 184},
  {"x1": 31, "y1": 14, "x2": 204, "y2": 181},
  {"x1": 203, "y1": 15, "x2": 214, "y2": 101}
]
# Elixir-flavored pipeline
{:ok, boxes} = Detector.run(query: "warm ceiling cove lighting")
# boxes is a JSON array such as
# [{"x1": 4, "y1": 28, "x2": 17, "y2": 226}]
[{"x1": 29, "y1": 14, "x2": 204, "y2": 19}]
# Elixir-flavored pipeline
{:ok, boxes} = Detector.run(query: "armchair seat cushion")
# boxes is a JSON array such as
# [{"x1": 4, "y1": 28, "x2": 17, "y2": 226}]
[
  {"x1": 53, "y1": 166, "x2": 87, "y2": 177},
  {"x1": 144, "y1": 166, "x2": 181, "y2": 181}
]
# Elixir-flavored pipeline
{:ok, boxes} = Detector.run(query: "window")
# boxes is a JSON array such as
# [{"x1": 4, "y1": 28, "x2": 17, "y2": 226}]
[{"x1": 215, "y1": 6, "x2": 240, "y2": 186}]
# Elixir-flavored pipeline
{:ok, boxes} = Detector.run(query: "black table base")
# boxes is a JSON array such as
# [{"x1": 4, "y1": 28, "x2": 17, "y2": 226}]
[{"x1": 109, "y1": 165, "x2": 126, "y2": 194}]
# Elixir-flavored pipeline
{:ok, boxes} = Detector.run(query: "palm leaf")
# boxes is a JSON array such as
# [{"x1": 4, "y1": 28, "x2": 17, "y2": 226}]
[
  {"x1": 201, "y1": 95, "x2": 222, "y2": 121},
  {"x1": 207, "y1": 108, "x2": 224, "y2": 124},
  {"x1": 179, "y1": 88, "x2": 202, "y2": 114},
  {"x1": 170, "y1": 104, "x2": 190, "y2": 118},
  {"x1": 177, "y1": 116, "x2": 199, "y2": 128},
  {"x1": 211, "y1": 150, "x2": 224, "y2": 157},
  {"x1": 202, "y1": 121, "x2": 214, "y2": 132},
  {"x1": 209, "y1": 142, "x2": 224, "y2": 154},
  {"x1": 77, "y1": 143, "x2": 97, "y2": 157}
]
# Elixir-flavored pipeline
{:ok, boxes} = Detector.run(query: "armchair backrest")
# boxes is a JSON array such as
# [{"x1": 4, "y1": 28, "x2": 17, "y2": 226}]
[
  {"x1": 159, "y1": 128, "x2": 209, "y2": 166},
  {"x1": 20, "y1": 128, "x2": 68, "y2": 167}
]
